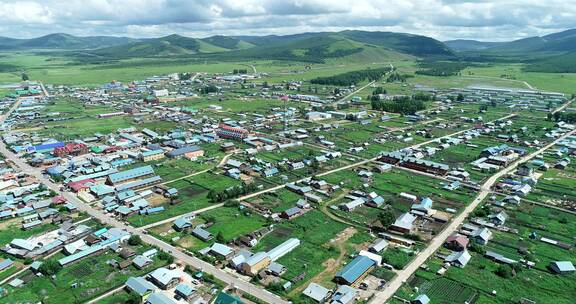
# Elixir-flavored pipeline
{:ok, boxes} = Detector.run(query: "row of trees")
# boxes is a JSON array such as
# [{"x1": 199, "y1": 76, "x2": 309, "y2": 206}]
[
  {"x1": 371, "y1": 96, "x2": 426, "y2": 115},
  {"x1": 369, "y1": 87, "x2": 387, "y2": 101},
  {"x1": 547, "y1": 112, "x2": 576, "y2": 123},
  {"x1": 207, "y1": 183, "x2": 258, "y2": 203},
  {"x1": 310, "y1": 67, "x2": 392, "y2": 86},
  {"x1": 233, "y1": 69, "x2": 248, "y2": 74},
  {"x1": 415, "y1": 61, "x2": 469, "y2": 77},
  {"x1": 386, "y1": 72, "x2": 413, "y2": 83},
  {"x1": 199, "y1": 85, "x2": 219, "y2": 94}
]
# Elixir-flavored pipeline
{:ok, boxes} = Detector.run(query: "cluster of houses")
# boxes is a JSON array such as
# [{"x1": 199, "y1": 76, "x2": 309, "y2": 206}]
[
  {"x1": 444, "y1": 87, "x2": 566, "y2": 111},
  {"x1": 0, "y1": 161, "x2": 74, "y2": 229},
  {"x1": 125, "y1": 264, "x2": 213, "y2": 304}
]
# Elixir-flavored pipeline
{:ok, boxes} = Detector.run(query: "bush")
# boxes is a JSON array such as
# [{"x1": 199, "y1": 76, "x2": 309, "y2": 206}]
[
  {"x1": 158, "y1": 250, "x2": 174, "y2": 264},
  {"x1": 39, "y1": 260, "x2": 62, "y2": 276},
  {"x1": 127, "y1": 235, "x2": 143, "y2": 246},
  {"x1": 495, "y1": 265, "x2": 513, "y2": 278},
  {"x1": 378, "y1": 210, "x2": 396, "y2": 228}
]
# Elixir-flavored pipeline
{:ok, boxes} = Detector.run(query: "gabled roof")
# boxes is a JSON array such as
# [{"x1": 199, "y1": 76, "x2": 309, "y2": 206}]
[
  {"x1": 303, "y1": 283, "x2": 331, "y2": 302},
  {"x1": 126, "y1": 276, "x2": 156, "y2": 296},
  {"x1": 213, "y1": 292, "x2": 245, "y2": 304},
  {"x1": 145, "y1": 292, "x2": 177, "y2": 304},
  {"x1": 335, "y1": 255, "x2": 375, "y2": 284}
]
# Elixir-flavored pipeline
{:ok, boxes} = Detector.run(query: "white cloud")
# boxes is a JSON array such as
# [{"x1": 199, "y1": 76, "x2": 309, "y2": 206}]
[{"x1": 0, "y1": 0, "x2": 574, "y2": 41}]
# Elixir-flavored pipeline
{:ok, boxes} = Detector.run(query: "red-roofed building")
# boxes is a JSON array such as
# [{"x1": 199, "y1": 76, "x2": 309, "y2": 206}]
[
  {"x1": 445, "y1": 234, "x2": 469, "y2": 251},
  {"x1": 104, "y1": 145, "x2": 122, "y2": 154},
  {"x1": 216, "y1": 124, "x2": 249, "y2": 140},
  {"x1": 68, "y1": 179, "x2": 95, "y2": 193},
  {"x1": 54, "y1": 143, "x2": 89, "y2": 157},
  {"x1": 51, "y1": 195, "x2": 67, "y2": 205}
]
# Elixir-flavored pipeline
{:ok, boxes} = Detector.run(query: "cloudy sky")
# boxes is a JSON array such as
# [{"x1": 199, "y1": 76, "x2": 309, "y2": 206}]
[{"x1": 0, "y1": 0, "x2": 574, "y2": 41}]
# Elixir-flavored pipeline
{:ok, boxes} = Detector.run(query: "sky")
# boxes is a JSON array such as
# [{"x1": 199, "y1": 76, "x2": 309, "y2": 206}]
[{"x1": 0, "y1": 0, "x2": 575, "y2": 41}]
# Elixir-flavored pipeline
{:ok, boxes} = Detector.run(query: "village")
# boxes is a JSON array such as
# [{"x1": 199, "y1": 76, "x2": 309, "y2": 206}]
[{"x1": 0, "y1": 64, "x2": 574, "y2": 304}]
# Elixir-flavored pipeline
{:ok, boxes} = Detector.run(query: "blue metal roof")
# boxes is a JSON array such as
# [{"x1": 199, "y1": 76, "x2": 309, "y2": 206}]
[
  {"x1": 108, "y1": 165, "x2": 154, "y2": 184},
  {"x1": 335, "y1": 255, "x2": 375, "y2": 284}
]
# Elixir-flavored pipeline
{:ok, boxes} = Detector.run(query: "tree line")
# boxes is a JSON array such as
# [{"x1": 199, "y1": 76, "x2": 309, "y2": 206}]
[
  {"x1": 415, "y1": 60, "x2": 469, "y2": 77},
  {"x1": 371, "y1": 96, "x2": 427, "y2": 115},
  {"x1": 548, "y1": 112, "x2": 576, "y2": 123},
  {"x1": 310, "y1": 67, "x2": 392, "y2": 86},
  {"x1": 207, "y1": 183, "x2": 258, "y2": 203}
]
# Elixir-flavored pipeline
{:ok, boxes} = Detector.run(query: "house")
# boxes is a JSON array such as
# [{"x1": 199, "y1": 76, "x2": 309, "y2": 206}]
[
  {"x1": 192, "y1": 226, "x2": 213, "y2": 241},
  {"x1": 503, "y1": 195, "x2": 521, "y2": 205},
  {"x1": 331, "y1": 285, "x2": 358, "y2": 304},
  {"x1": 173, "y1": 217, "x2": 193, "y2": 231},
  {"x1": 145, "y1": 292, "x2": 177, "y2": 304},
  {"x1": 119, "y1": 247, "x2": 136, "y2": 259},
  {"x1": 516, "y1": 164, "x2": 533, "y2": 176},
  {"x1": 340, "y1": 198, "x2": 365, "y2": 211},
  {"x1": 277, "y1": 203, "x2": 302, "y2": 218},
  {"x1": 213, "y1": 292, "x2": 245, "y2": 304},
  {"x1": 489, "y1": 211, "x2": 508, "y2": 226},
  {"x1": 126, "y1": 277, "x2": 156, "y2": 301},
  {"x1": 230, "y1": 250, "x2": 253, "y2": 270},
  {"x1": 390, "y1": 213, "x2": 417, "y2": 234},
  {"x1": 334, "y1": 255, "x2": 375, "y2": 285},
  {"x1": 132, "y1": 255, "x2": 153, "y2": 269},
  {"x1": 471, "y1": 227, "x2": 492, "y2": 245},
  {"x1": 412, "y1": 294, "x2": 430, "y2": 304},
  {"x1": 411, "y1": 197, "x2": 433, "y2": 215},
  {"x1": 267, "y1": 262, "x2": 287, "y2": 276},
  {"x1": 303, "y1": 283, "x2": 331, "y2": 303},
  {"x1": 445, "y1": 234, "x2": 469, "y2": 251},
  {"x1": 175, "y1": 283, "x2": 196, "y2": 301},
  {"x1": 0, "y1": 259, "x2": 14, "y2": 271},
  {"x1": 369, "y1": 239, "x2": 389, "y2": 254},
  {"x1": 445, "y1": 250, "x2": 471, "y2": 268},
  {"x1": 207, "y1": 243, "x2": 235, "y2": 260},
  {"x1": 148, "y1": 267, "x2": 180, "y2": 289},
  {"x1": 241, "y1": 252, "x2": 270, "y2": 276},
  {"x1": 550, "y1": 261, "x2": 576, "y2": 275}
]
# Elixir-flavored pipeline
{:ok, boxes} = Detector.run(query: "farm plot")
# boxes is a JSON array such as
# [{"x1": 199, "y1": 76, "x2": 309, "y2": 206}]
[
  {"x1": 0, "y1": 245, "x2": 167, "y2": 304},
  {"x1": 127, "y1": 172, "x2": 240, "y2": 227},
  {"x1": 419, "y1": 278, "x2": 478, "y2": 304},
  {"x1": 252, "y1": 210, "x2": 349, "y2": 295}
]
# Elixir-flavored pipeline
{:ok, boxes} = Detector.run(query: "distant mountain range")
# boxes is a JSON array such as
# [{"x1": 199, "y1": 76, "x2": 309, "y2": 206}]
[
  {"x1": 2, "y1": 29, "x2": 576, "y2": 68},
  {"x1": 445, "y1": 29, "x2": 576, "y2": 54},
  {"x1": 0, "y1": 31, "x2": 455, "y2": 62}
]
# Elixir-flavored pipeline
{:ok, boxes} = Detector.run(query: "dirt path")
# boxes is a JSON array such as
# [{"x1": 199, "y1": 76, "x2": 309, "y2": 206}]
[{"x1": 288, "y1": 227, "x2": 358, "y2": 297}]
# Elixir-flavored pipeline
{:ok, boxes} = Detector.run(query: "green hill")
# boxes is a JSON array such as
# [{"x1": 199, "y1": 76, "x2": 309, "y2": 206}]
[
  {"x1": 4, "y1": 30, "x2": 454, "y2": 63},
  {"x1": 450, "y1": 28, "x2": 576, "y2": 63},
  {"x1": 201, "y1": 36, "x2": 254, "y2": 50},
  {"x1": 0, "y1": 33, "x2": 136, "y2": 50},
  {"x1": 86, "y1": 34, "x2": 229, "y2": 58}
]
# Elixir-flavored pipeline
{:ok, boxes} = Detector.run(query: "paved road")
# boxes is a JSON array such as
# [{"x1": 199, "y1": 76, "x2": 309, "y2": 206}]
[
  {"x1": 0, "y1": 101, "x2": 289, "y2": 304},
  {"x1": 369, "y1": 128, "x2": 576, "y2": 304}
]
